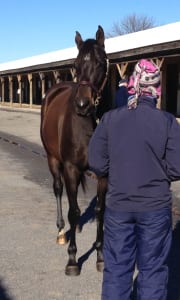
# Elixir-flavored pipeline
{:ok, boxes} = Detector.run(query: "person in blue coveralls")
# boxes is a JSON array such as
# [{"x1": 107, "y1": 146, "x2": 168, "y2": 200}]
[
  {"x1": 114, "y1": 78, "x2": 129, "y2": 108},
  {"x1": 88, "y1": 59, "x2": 180, "y2": 300}
]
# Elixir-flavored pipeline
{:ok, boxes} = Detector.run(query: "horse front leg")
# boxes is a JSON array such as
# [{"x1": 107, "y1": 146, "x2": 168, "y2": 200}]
[
  {"x1": 64, "y1": 164, "x2": 81, "y2": 276},
  {"x1": 55, "y1": 178, "x2": 67, "y2": 245},
  {"x1": 95, "y1": 176, "x2": 107, "y2": 272}
]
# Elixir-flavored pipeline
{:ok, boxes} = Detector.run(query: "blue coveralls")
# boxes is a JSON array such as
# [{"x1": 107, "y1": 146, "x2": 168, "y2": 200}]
[{"x1": 114, "y1": 85, "x2": 129, "y2": 108}]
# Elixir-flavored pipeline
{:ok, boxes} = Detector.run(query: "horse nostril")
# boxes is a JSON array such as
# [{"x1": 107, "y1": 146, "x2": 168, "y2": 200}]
[{"x1": 76, "y1": 97, "x2": 90, "y2": 108}]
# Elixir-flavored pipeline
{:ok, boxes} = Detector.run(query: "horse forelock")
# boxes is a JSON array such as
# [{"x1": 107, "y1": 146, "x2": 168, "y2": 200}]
[{"x1": 76, "y1": 39, "x2": 106, "y2": 64}]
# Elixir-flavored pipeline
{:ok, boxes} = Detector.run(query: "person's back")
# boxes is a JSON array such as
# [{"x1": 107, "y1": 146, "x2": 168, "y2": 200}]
[{"x1": 102, "y1": 95, "x2": 178, "y2": 212}]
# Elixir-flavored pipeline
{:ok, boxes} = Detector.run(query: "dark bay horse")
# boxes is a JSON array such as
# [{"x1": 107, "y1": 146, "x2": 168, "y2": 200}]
[{"x1": 40, "y1": 26, "x2": 108, "y2": 276}]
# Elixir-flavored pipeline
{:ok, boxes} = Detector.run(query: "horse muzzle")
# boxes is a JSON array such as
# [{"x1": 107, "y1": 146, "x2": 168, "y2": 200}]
[{"x1": 74, "y1": 97, "x2": 94, "y2": 116}]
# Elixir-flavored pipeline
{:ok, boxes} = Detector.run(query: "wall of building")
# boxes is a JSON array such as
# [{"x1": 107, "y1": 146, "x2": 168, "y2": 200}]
[{"x1": 0, "y1": 55, "x2": 180, "y2": 118}]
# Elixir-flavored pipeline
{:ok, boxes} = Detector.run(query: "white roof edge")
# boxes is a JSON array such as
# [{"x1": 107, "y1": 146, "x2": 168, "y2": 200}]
[
  {"x1": 0, "y1": 21, "x2": 179, "y2": 72},
  {"x1": 105, "y1": 22, "x2": 180, "y2": 53},
  {"x1": 0, "y1": 46, "x2": 78, "y2": 72},
  {"x1": 105, "y1": 21, "x2": 180, "y2": 54}
]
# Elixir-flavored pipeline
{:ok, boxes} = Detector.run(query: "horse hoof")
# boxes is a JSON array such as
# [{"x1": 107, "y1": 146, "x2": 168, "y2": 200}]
[
  {"x1": 65, "y1": 265, "x2": 80, "y2": 276},
  {"x1": 96, "y1": 261, "x2": 104, "y2": 272},
  {"x1": 56, "y1": 234, "x2": 67, "y2": 245}
]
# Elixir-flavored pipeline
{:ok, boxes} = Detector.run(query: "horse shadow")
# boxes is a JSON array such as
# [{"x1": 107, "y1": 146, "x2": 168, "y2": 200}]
[
  {"x1": 65, "y1": 196, "x2": 97, "y2": 242},
  {"x1": 167, "y1": 220, "x2": 180, "y2": 300},
  {"x1": 64, "y1": 196, "x2": 97, "y2": 271},
  {"x1": 79, "y1": 196, "x2": 97, "y2": 229},
  {"x1": 131, "y1": 220, "x2": 180, "y2": 300},
  {"x1": 0, "y1": 279, "x2": 13, "y2": 300},
  {"x1": 77, "y1": 243, "x2": 97, "y2": 272}
]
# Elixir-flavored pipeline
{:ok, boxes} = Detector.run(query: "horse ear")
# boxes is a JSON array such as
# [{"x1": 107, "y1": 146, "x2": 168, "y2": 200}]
[
  {"x1": 75, "y1": 31, "x2": 84, "y2": 50},
  {"x1": 96, "y1": 25, "x2": 105, "y2": 48}
]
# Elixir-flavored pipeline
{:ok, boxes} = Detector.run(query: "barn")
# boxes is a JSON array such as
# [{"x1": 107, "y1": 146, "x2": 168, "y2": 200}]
[{"x1": 0, "y1": 21, "x2": 179, "y2": 118}]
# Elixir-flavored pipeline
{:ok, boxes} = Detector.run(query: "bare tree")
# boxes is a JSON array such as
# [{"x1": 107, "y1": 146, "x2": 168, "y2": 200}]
[{"x1": 106, "y1": 13, "x2": 156, "y2": 38}]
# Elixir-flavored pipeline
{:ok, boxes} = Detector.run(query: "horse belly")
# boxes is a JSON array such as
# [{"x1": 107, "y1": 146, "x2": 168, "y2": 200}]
[{"x1": 61, "y1": 115, "x2": 94, "y2": 168}]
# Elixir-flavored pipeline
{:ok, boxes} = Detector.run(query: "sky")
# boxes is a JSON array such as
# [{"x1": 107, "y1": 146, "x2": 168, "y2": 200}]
[{"x1": 0, "y1": 0, "x2": 179, "y2": 64}]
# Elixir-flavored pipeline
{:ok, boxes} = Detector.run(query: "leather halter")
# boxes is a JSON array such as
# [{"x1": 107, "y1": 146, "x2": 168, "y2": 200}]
[
  {"x1": 76, "y1": 58, "x2": 109, "y2": 107},
  {"x1": 95, "y1": 58, "x2": 109, "y2": 106}
]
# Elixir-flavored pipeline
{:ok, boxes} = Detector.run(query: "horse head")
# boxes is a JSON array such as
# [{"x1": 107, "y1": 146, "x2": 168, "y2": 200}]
[{"x1": 73, "y1": 25, "x2": 109, "y2": 117}]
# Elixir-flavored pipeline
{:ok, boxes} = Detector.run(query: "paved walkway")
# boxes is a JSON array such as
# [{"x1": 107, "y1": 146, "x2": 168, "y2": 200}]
[{"x1": 0, "y1": 106, "x2": 41, "y2": 145}]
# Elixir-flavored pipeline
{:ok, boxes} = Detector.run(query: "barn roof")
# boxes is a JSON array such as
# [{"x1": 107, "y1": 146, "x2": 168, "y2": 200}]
[{"x1": 0, "y1": 21, "x2": 179, "y2": 74}]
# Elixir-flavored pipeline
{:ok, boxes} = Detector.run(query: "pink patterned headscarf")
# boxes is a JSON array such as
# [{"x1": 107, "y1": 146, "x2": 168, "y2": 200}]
[{"x1": 127, "y1": 59, "x2": 161, "y2": 109}]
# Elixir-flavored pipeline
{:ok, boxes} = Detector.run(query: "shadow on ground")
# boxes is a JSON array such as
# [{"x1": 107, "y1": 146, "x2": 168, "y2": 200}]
[
  {"x1": 0, "y1": 279, "x2": 13, "y2": 300},
  {"x1": 167, "y1": 220, "x2": 180, "y2": 300}
]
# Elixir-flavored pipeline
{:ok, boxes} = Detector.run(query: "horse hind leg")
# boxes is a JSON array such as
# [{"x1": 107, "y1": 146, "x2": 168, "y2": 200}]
[
  {"x1": 48, "y1": 156, "x2": 66, "y2": 245},
  {"x1": 95, "y1": 177, "x2": 107, "y2": 272}
]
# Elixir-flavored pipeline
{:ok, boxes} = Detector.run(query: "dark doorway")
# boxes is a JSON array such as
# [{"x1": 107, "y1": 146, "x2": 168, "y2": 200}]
[{"x1": 166, "y1": 64, "x2": 178, "y2": 116}]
